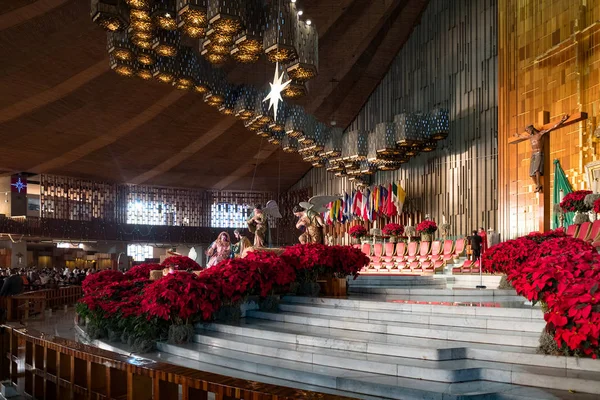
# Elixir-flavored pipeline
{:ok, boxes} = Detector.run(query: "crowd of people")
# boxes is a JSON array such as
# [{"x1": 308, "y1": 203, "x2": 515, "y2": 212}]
[{"x1": 0, "y1": 267, "x2": 95, "y2": 296}]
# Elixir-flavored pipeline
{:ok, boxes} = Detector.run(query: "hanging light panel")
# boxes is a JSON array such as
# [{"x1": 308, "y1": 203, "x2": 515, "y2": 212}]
[
  {"x1": 342, "y1": 129, "x2": 368, "y2": 161},
  {"x1": 281, "y1": 136, "x2": 298, "y2": 153},
  {"x1": 91, "y1": 0, "x2": 129, "y2": 32},
  {"x1": 234, "y1": 86, "x2": 258, "y2": 120},
  {"x1": 284, "y1": 105, "x2": 305, "y2": 138},
  {"x1": 109, "y1": 53, "x2": 137, "y2": 77},
  {"x1": 152, "y1": 55, "x2": 177, "y2": 83},
  {"x1": 107, "y1": 31, "x2": 134, "y2": 61},
  {"x1": 287, "y1": 20, "x2": 318, "y2": 82},
  {"x1": 430, "y1": 108, "x2": 449, "y2": 140},
  {"x1": 263, "y1": 1, "x2": 298, "y2": 63},
  {"x1": 231, "y1": 0, "x2": 265, "y2": 63},
  {"x1": 173, "y1": 47, "x2": 198, "y2": 90},
  {"x1": 322, "y1": 127, "x2": 343, "y2": 158},
  {"x1": 207, "y1": 0, "x2": 245, "y2": 36},
  {"x1": 177, "y1": 0, "x2": 208, "y2": 37},
  {"x1": 152, "y1": 0, "x2": 178, "y2": 30},
  {"x1": 152, "y1": 29, "x2": 181, "y2": 57}
]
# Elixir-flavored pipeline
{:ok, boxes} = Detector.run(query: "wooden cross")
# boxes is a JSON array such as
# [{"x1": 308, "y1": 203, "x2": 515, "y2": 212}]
[{"x1": 510, "y1": 111, "x2": 587, "y2": 232}]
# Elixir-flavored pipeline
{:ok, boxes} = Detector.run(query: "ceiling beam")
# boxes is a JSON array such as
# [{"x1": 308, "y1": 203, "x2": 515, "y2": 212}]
[
  {"x1": 129, "y1": 116, "x2": 239, "y2": 185},
  {"x1": 0, "y1": 59, "x2": 109, "y2": 124},
  {"x1": 28, "y1": 90, "x2": 186, "y2": 174},
  {"x1": 0, "y1": 0, "x2": 69, "y2": 31}
]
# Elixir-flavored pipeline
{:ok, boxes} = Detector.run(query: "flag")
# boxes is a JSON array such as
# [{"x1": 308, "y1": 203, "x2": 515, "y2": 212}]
[
  {"x1": 380, "y1": 186, "x2": 388, "y2": 212},
  {"x1": 363, "y1": 188, "x2": 371, "y2": 220},
  {"x1": 385, "y1": 183, "x2": 397, "y2": 217},
  {"x1": 353, "y1": 190, "x2": 363, "y2": 217},
  {"x1": 393, "y1": 181, "x2": 406, "y2": 214}
]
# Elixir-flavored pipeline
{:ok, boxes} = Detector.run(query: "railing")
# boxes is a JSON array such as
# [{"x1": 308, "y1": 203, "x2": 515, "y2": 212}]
[
  {"x1": 0, "y1": 286, "x2": 83, "y2": 322},
  {"x1": 0, "y1": 325, "x2": 357, "y2": 400}
]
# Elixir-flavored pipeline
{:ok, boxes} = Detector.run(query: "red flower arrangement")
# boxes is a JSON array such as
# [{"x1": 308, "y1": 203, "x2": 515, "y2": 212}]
[
  {"x1": 416, "y1": 220, "x2": 437, "y2": 234},
  {"x1": 161, "y1": 255, "x2": 203, "y2": 271},
  {"x1": 382, "y1": 223, "x2": 404, "y2": 236},
  {"x1": 141, "y1": 272, "x2": 216, "y2": 322},
  {"x1": 560, "y1": 190, "x2": 593, "y2": 213},
  {"x1": 594, "y1": 198, "x2": 600, "y2": 214},
  {"x1": 348, "y1": 225, "x2": 367, "y2": 238},
  {"x1": 486, "y1": 231, "x2": 600, "y2": 358},
  {"x1": 82, "y1": 270, "x2": 125, "y2": 296},
  {"x1": 125, "y1": 263, "x2": 161, "y2": 280}
]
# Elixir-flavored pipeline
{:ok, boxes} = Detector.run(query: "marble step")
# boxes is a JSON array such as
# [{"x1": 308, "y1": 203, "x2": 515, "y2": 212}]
[
  {"x1": 276, "y1": 303, "x2": 545, "y2": 333},
  {"x1": 157, "y1": 342, "x2": 589, "y2": 399},
  {"x1": 282, "y1": 296, "x2": 542, "y2": 319},
  {"x1": 345, "y1": 288, "x2": 519, "y2": 297},
  {"x1": 201, "y1": 321, "x2": 600, "y2": 372},
  {"x1": 188, "y1": 330, "x2": 600, "y2": 394},
  {"x1": 246, "y1": 310, "x2": 541, "y2": 347}
]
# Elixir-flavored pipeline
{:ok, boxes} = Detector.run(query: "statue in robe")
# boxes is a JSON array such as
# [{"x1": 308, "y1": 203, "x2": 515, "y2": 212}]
[
  {"x1": 293, "y1": 205, "x2": 325, "y2": 244},
  {"x1": 295, "y1": 195, "x2": 341, "y2": 244},
  {"x1": 206, "y1": 232, "x2": 231, "y2": 268},
  {"x1": 231, "y1": 229, "x2": 252, "y2": 257}
]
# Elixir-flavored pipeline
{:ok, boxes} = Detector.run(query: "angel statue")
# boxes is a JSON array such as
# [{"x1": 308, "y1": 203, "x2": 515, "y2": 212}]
[
  {"x1": 246, "y1": 201, "x2": 282, "y2": 248},
  {"x1": 293, "y1": 195, "x2": 340, "y2": 244}
]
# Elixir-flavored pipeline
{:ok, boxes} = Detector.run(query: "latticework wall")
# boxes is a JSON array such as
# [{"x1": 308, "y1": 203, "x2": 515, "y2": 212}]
[
  {"x1": 292, "y1": 0, "x2": 498, "y2": 238},
  {"x1": 498, "y1": 0, "x2": 600, "y2": 238},
  {"x1": 40, "y1": 175, "x2": 273, "y2": 227}
]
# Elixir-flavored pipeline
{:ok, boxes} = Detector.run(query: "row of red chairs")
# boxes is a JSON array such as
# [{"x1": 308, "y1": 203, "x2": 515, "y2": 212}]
[
  {"x1": 451, "y1": 259, "x2": 481, "y2": 274},
  {"x1": 357, "y1": 239, "x2": 467, "y2": 273},
  {"x1": 566, "y1": 221, "x2": 600, "y2": 246}
]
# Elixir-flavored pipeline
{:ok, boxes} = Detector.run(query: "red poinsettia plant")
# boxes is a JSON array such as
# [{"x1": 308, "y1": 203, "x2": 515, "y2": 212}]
[
  {"x1": 382, "y1": 223, "x2": 404, "y2": 236},
  {"x1": 125, "y1": 263, "x2": 161, "y2": 280},
  {"x1": 82, "y1": 269, "x2": 125, "y2": 296},
  {"x1": 594, "y1": 198, "x2": 600, "y2": 214},
  {"x1": 560, "y1": 190, "x2": 593, "y2": 213},
  {"x1": 141, "y1": 272, "x2": 216, "y2": 322},
  {"x1": 161, "y1": 255, "x2": 203, "y2": 271},
  {"x1": 486, "y1": 230, "x2": 600, "y2": 359},
  {"x1": 348, "y1": 225, "x2": 367, "y2": 238},
  {"x1": 416, "y1": 220, "x2": 438, "y2": 234}
]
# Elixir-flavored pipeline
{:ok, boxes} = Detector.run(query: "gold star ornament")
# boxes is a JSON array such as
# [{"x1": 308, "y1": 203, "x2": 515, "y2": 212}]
[{"x1": 263, "y1": 62, "x2": 291, "y2": 121}]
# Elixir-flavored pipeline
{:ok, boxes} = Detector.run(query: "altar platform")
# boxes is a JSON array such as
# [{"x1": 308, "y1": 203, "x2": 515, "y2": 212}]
[{"x1": 29, "y1": 286, "x2": 600, "y2": 400}]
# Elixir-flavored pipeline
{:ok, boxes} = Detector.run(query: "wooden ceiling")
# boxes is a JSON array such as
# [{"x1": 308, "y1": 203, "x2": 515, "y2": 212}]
[{"x1": 0, "y1": 0, "x2": 428, "y2": 192}]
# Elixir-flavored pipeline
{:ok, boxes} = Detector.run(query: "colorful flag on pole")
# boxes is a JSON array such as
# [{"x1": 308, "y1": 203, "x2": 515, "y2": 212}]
[
  {"x1": 385, "y1": 183, "x2": 397, "y2": 217},
  {"x1": 393, "y1": 181, "x2": 406, "y2": 214},
  {"x1": 353, "y1": 190, "x2": 363, "y2": 217}
]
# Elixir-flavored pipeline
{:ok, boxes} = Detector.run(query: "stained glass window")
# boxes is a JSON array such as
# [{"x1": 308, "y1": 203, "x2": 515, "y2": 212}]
[
  {"x1": 210, "y1": 203, "x2": 251, "y2": 228},
  {"x1": 127, "y1": 244, "x2": 153, "y2": 262}
]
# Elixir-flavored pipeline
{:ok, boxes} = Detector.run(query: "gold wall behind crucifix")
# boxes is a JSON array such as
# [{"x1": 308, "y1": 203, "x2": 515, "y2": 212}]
[{"x1": 498, "y1": 0, "x2": 600, "y2": 238}]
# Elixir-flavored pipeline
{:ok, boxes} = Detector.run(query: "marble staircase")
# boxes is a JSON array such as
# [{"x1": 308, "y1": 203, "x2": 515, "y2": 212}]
[{"x1": 158, "y1": 295, "x2": 600, "y2": 400}]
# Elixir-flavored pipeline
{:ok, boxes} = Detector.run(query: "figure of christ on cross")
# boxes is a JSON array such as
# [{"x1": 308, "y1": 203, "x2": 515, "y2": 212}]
[{"x1": 514, "y1": 114, "x2": 569, "y2": 193}]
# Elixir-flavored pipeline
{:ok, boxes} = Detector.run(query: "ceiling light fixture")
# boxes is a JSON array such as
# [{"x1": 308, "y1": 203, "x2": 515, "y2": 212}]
[{"x1": 298, "y1": 10, "x2": 303, "y2": 15}]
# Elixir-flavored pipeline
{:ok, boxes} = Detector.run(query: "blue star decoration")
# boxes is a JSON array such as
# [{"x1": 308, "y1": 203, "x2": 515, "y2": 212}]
[{"x1": 11, "y1": 178, "x2": 27, "y2": 193}]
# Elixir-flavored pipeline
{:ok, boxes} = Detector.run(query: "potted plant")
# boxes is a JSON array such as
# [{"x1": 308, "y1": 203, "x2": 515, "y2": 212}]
[
  {"x1": 416, "y1": 220, "x2": 438, "y2": 242},
  {"x1": 348, "y1": 225, "x2": 368, "y2": 244},
  {"x1": 560, "y1": 190, "x2": 592, "y2": 224},
  {"x1": 382, "y1": 223, "x2": 404, "y2": 243}
]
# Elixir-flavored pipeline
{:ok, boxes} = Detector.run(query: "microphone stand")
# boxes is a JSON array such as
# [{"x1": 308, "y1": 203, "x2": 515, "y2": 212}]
[{"x1": 476, "y1": 255, "x2": 486, "y2": 289}]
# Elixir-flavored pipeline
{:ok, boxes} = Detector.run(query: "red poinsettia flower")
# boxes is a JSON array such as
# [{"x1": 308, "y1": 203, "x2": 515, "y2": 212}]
[
  {"x1": 560, "y1": 190, "x2": 592, "y2": 213},
  {"x1": 416, "y1": 220, "x2": 437, "y2": 234},
  {"x1": 161, "y1": 255, "x2": 203, "y2": 271},
  {"x1": 382, "y1": 223, "x2": 404, "y2": 236},
  {"x1": 348, "y1": 225, "x2": 367, "y2": 238}
]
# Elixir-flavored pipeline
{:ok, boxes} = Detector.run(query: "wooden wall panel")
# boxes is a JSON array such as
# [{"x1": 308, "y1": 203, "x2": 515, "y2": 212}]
[
  {"x1": 498, "y1": 0, "x2": 600, "y2": 238},
  {"x1": 291, "y1": 0, "x2": 498, "y2": 238}
]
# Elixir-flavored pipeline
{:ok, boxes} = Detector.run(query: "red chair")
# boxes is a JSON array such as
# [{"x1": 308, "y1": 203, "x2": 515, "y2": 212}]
[
  {"x1": 353, "y1": 244, "x2": 361, "y2": 249},
  {"x1": 398, "y1": 261, "x2": 410, "y2": 272},
  {"x1": 566, "y1": 224, "x2": 579, "y2": 237},
  {"x1": 575, "y1": 222, "x2": 592, "y2": 241},
  {"x1": 420, "y1": 260, "x2": 432, "y2": 273},
  {"x1": 405, "y1": 241, "x2": 419, "y2": 262},
  {"x1": 409, "y1": 261, "x2": 421, "y2": 272},
  {"x1": 393, "y1": 242, "x2": 407, "y2": 262},
  {"x1": 428, "y1": 240, "x2": 442, "y2": 261},
  {"x1": 471, "y1": 259, "x2": 481, "y2": 274},
  {"x1": 417, "y1": 241, "x2": 432, "y2": 262},
  {"x1": 382, "y1": 242, "x2": 396, "y2": 262},
  {"x1": 361, "y1": 243, "x2": 372, "y2": 256},
  {"x1": 370, "y1": 243, "x2": 384, "y2": 270},
  {"x1": 433, "y1": 260, "x2": 445, "y2": 273},
  {"x1": 452, "y1": 238, "x2": 466, "y2": 260},
  {"x1": 586, "y1": 220, "x2": 600, "y2": 243},
  {"x1": 440, "y1": 240, "x2": 455, "y2": 263},
  {"x1": 460, "y1": 259, "x2": 473, "y2": 274}
]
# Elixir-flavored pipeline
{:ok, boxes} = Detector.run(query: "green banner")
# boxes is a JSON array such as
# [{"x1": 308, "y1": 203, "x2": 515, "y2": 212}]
[{"x1": 552, "y1": 159, "x2": 574, "y2": 229}]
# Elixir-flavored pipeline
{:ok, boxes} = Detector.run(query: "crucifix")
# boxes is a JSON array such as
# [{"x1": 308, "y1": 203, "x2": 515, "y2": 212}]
[{"x1": 509, "y1": 111, "x2": 588, "y2": 232}]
